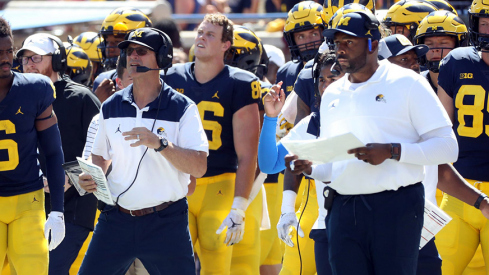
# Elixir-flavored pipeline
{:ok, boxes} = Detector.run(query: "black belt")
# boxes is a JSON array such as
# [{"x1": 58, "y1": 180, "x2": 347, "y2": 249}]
[{"x1": 118, "y1": 201, "x2": 174, "y2": 217}]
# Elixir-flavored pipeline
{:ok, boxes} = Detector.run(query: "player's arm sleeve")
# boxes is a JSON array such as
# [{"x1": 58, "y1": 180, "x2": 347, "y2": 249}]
[
  {"x1": 82, "y1": 115, "x2": 99, "y2": 159},
  {"x1": 91, "y1": 107, "x2": 111, "y2": 160},
  {"x1": 177, "y1": 103, "x2": 209, "y2": 155},
  {"x1": 400, "y1": 78, "x2": 458, "y2": 165},
  {"x1": 38, "y1": 124, "x2": 65, "y2": 212},
  {"x1": 258, "y1": 115, "x2": 289, "y2": 174}
]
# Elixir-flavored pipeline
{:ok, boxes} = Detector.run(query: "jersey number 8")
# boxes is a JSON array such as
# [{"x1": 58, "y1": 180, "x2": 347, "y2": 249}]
[{"x1": 455, "y1": 85, "x2": 489, "y2": 138}]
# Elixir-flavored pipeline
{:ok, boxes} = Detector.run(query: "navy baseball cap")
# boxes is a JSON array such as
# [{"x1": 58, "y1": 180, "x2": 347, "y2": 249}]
[
  {"x1": 378, "y1": 34, "x2": 429, "y2": 60},
  {"x1": 323, "y1": 12, "x2": 381, "y2": 41},
  {"x1": 118, "y1": 27, "x2": 163, "y2": 51}
]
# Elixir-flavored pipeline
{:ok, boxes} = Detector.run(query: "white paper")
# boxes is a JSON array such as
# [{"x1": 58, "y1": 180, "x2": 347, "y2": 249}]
[
  {"x1": 281, "y1": 133, "x2": 365, "y2": 164},
  {"x1": 76, "y1": 157, "x2": 115, "y2": 206},
  {"x1": 420, "y1": 199, "x2": 452, "y2": 249}
]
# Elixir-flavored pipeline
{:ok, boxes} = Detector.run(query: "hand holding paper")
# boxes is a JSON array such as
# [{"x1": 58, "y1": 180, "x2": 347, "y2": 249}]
[{"x1": 281, "y1": 133, "x2": 365, "y2": 164}]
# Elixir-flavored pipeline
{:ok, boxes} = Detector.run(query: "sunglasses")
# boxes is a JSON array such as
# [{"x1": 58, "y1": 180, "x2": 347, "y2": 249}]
[
  {"x1": 126, "y1": 47, "x2": 150, "y2": 56},
  {"x1": 20, "y1": 55, "x2": 44, "y2": 65}
]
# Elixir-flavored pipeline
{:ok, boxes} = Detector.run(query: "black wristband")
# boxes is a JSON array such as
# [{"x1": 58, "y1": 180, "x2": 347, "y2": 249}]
[
  {"x1": 474, "y1": 193, "x2": 488, "y2": 209},
  {"x1": 390, "y1": 143, "x2": 400, "y2": 160}
]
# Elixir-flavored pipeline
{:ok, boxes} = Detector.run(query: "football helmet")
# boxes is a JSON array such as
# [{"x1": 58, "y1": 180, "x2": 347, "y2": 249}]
[
  {"x1": 64, "y1": 43, "x2": 92, "y2": 86},
  {"x1": 469, "y1": 0, "x2": 489, "y2": 50},
  {"x1": 422, "y1": 0, "x2": 458, "y2": 15},
  {"x1": 74, "y1": 32, "x2": 103, "y2": 63},
  {"x1": 224, "y1": 26, "x2": 263, "y2": 75},
  {"x1": 383, "y1": 0, "x2": 438, "y2": 41},
  {"x1": 328, "y1": 3, "x2": 376, "y2": 28},
  {"x1": 99, "y1": 7, "x2": 152, "y2": 68},
  {"x1": 415, "y1": 11, "x2": 467, "y2": 72},
  {"x1": 323, "y1": 0, "x2": 375, "y2": 20},
  {"x1": 283, "y1": 1, "x2": 328, "y2": 62}
]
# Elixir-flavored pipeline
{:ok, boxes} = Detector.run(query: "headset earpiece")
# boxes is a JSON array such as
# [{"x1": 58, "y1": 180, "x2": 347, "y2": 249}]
[
  {"x1": 47, "y1": 35, "x2": 67, "y2": 73},
  {"x1": 150, "y1": 28, "x2": 173, "y2": 70}
]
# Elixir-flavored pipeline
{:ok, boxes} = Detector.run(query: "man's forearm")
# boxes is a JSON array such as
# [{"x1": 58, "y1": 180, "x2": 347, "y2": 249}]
[
  {"x1": 161, "y1": 142, "x2": 207, "y2": 178},
  {"x1": 438, "y1": 164, "x2": 481, "y2": 206},
  {"x1": 235, "y1": 156, "x2": 257, "y2": 199},
  {"x1": 284, "y1": 169, "x2": 303, "y2": 193}
]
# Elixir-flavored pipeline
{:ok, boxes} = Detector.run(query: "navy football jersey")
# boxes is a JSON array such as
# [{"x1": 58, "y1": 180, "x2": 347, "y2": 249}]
[
  {"x1": 0, "y1": 72, "x2": 55, "y2": 196},
  {"x1": 276, "y1": 61, "x2": 304, "y2": 98},
  {"x1": 165, "y1": 63, "x2": 260, "y2": 177},
  {"x1": 294, "y1": 60, "x2": 320, "y2": 113},
  {"x1": 438, "y1": 46, "x2": 489, "y2": 181}
]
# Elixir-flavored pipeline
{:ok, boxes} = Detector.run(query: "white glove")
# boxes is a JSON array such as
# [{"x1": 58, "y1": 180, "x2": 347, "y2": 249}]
[
  {"x1": 216, "y1": 196, "x2": 248, "y2": 246},
  {"x1": 277, "y1": 212, "x2": 304, "y2": 247},
  {"x1": 278, "y1": 190, "x2": 303, "y2": 247},
  {"x1": 44, "y1": 211, "x2": 65, "y2": 251}
]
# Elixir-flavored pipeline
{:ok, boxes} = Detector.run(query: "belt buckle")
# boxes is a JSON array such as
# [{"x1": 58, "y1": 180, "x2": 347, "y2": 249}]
[{"x1": 129, "y1": 210, "x2": 136, "y2": 217}]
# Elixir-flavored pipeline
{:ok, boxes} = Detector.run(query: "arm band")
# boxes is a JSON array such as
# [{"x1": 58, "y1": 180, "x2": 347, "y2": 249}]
[
  {"x1": 38, "y1": 124, "x2": 65, "y2": 212},
  {"x1": 35, "y1": 110, "x2": 54, "y2": 121}
]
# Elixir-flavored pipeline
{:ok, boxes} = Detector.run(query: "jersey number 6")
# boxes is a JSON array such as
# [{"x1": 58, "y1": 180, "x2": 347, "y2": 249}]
[{"x1": 0, "y1": 120, "x2": 19, "y2": 171}]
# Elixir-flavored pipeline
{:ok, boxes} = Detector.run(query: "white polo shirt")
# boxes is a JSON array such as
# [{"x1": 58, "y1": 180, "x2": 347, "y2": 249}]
[
  {"x1": 319, "y1": 60, "x2": 452, "y2": 195},
  {"x1": 92, "y1": 83, "x2": 209, "y2": 210}
]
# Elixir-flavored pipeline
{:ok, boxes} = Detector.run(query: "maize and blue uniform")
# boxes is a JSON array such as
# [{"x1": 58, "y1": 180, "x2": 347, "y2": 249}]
[
  {"x1": 0, "y1": 72, "x2": 61, "y2": 275},
  {"x1": 165, "y1": 63, "x2": 260, "y2": 274},
  {"x1": 436, "y1": 46, "x2": 489, "y2": 275},
  {"x1": 276, "y1": 61, "x2": 304, "y2": 97}
]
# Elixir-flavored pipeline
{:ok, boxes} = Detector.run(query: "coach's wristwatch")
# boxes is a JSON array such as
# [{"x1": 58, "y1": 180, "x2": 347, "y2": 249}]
[
  {"x1": 390, "y1": 143, "x2": 401, "y2": 161},
  {"x1": 154, "y1": 137, "x2": 169, "y2": 152}
]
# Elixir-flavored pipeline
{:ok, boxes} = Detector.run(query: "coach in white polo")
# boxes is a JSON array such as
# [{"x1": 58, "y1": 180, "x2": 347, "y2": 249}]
[
  {"x1": 78, "y1": 27, "x2": 208, "y2": 275},
  {"x1": 308, "y1": 11, "x2": 458, "y2": 275}
]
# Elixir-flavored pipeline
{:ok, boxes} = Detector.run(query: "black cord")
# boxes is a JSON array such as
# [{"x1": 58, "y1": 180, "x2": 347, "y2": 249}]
[
  {"x1": 297, "y1": 178, "x2": 311, "y2": 275},
  {"x1": 102, "y1": 71, "x2": 167, "y2": 214}
]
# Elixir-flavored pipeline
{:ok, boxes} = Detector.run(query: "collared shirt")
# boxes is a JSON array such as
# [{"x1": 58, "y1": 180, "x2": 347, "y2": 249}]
[
  {"x1": 319, "y1": 60, "x2": 452, "y2": 195},
  {"x1": 92, "y1": 83, "x2": 209, "y2": 210}
]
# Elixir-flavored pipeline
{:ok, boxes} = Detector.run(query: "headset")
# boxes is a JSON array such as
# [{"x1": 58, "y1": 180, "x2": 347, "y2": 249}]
[
  {"x1": 46, "y1": 34, "x2": 68, "y2": 73},
  {"x1": 119, "y1": 27, "x2": 173, "y2": 72}
]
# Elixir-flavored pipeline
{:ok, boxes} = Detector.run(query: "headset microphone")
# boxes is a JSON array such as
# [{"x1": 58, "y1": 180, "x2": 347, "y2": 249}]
[
  {"x1": 136, "y1": 66, "x2": 161, "y2": 73},
  {"x1": 330, "y1": 61, "x2": 340, "y2": 77}
]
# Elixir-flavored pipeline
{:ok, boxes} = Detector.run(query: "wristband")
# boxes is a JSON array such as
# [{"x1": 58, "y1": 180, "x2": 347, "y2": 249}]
[
  {"x1": 474, "y1": 193, "x2": 488, "y2": 209},
  {"x1": 281, "y1": 190, "x2": 297, "y2": 213}
]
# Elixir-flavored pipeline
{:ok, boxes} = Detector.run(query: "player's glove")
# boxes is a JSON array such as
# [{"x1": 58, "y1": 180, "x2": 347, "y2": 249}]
[
  {"x1": 277, "y1": 190, "x2": 303, "y2": 247},
  {"x1": 216, "y1": 196, "x2": 248, "y2": 246},
  {"x1": 44, "y1": 211, "x2": 65, "y2": 251}
]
